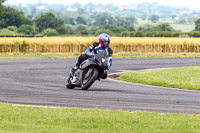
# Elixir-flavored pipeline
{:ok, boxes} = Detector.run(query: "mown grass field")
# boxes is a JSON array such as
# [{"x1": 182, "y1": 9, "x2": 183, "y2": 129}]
[
  {"x1": 137, "y1": 19, "x2": 195, "y2": 32},
  {"x1": 118, "y1": 66, "x2": 200, "y2": 91},
  {"x1": 0, "y1": 104, "x2": 200, "y2": 133},
  {"x1": 1, "y1": 37, "x2": 200, "y2": 55},
  {"x1": 170, "y1": 24, "x2": 195, "y2": 32}
]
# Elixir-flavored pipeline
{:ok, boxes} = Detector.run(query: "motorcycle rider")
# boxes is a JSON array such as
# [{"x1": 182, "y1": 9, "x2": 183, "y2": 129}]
[{"x1": 71, "y1": 33, "x2": 113, "y2": 78}]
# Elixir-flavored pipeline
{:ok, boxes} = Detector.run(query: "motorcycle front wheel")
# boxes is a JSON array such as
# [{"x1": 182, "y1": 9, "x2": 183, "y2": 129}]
[{"x1": 81, "y1": 68, "x2": 98, "y2": 90}]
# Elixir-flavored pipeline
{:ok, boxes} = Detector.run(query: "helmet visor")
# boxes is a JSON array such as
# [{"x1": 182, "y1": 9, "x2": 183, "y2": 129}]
[{"x1": 102, "y1": 41, "x2": 109, "y2": 45}]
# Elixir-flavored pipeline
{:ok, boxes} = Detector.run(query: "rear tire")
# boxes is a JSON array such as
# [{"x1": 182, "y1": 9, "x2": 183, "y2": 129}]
[
  {"x1": 66, "y1": 77, "x2": 75, "y2": 89},
  {"x1": 81, "y1": 68, "x2": 98, "y2": 90}
]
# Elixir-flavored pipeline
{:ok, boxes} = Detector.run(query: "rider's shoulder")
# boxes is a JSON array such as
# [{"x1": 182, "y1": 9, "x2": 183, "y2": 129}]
[{"x1": 108, "y1": 47, "x2": 113, "y2": 54}]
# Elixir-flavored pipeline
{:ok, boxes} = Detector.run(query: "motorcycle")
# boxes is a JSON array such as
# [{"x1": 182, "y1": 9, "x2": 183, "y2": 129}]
[{"x1": 66, "y1": 49, "x2": 109, "y2": 90}]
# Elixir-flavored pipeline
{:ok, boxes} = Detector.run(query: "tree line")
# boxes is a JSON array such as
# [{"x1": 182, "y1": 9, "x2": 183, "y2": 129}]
[
  {"x1": 120, "y1": 31, "x2": 200, "y2": 37},
  {"x1": 1, "y1": 1, "x2": 200, "y2": 37}
]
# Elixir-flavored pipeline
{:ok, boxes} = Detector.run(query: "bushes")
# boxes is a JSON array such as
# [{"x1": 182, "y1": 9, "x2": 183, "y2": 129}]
[
  {"x1": 187, "y1": 31, "x2": 200, "y2": 37},
  {"x1": 7, "y1": 26, "x2": 18, "y2": 32},
  {"x1": 42, "y1": 28, "x2": 58, "y2": 36},
  {"x1": 1, "y1": 24, "x2": 200, "y2": 37},
  {"x1": 120, "y1": 31, "x2": 200, "y2": 38},
  {"x1": 135, "y1": 31, "x2": 145, "y2": 37},
  {"x1": 80, "y1": 30, "x2": 89, "y2": 36},
  {"x1": 18, "y1": 25, "x2": 39, "y2": 35},
  {"x1": 94, "y1": 29, "x2": 113, "y2": 36},
  {"x1": 121, "y1": 31, "x2": 130, "y2": 37},
  {"x1": 0, "y1": 28, "x2": 23, "y2": 36}
]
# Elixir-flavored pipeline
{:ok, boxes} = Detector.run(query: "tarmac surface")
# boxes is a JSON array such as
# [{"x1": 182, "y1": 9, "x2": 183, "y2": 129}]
[{"x1": 1, "y1": 58, "x2": 200, "y2": 114}]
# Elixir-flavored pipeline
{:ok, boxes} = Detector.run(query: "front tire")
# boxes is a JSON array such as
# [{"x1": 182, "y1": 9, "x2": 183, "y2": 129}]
[{"x1": 81, "y1": 68, "x2": 98, "y2": 90}]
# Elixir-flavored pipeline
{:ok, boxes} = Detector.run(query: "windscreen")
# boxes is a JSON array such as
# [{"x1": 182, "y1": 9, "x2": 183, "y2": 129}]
[{"x1": 95, "y1": 49, "x2": 107, "y2": 60}]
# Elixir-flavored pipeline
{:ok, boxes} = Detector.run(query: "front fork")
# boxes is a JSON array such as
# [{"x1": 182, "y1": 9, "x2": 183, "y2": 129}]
[{"x1": 85, "y1": 68, "x2": 94, "y2": 79}]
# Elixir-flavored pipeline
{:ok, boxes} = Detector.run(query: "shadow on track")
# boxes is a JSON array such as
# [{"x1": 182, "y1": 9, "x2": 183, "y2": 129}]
[{"x1": 65, "y1": 87, "x2": 127, "y2": 93}]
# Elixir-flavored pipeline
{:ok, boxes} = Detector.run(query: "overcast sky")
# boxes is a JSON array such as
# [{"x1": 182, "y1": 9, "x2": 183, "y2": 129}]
[{"x1": 4, "y1": 0, "x2": 200, "y2": 9}]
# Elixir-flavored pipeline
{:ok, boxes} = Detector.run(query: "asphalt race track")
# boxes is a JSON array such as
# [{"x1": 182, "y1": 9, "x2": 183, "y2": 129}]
[{"x1": 1, "y1": 58, "x2": 200, "y2": 114}]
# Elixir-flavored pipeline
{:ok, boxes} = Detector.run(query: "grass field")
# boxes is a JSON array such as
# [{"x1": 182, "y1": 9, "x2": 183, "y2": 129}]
[
  {"x1": 1, "y1": 37, "x2": 200, "y2": 54},
  {"x1": 118, "y1": 66, "x2": 200, "y2": 91},
  {"x1": 170, "y1": 24, "x2": 195, "y2": 32},
  {"x1": 0, "y1": 104, "x2": 200, "y2": 133},
  {"x1": 137, "y1": 19, "x2": 195, "y2": 32}
]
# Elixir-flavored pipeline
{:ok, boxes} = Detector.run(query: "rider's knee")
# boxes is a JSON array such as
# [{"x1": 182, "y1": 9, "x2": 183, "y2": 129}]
[{"x1": 78, "y1": 54, "x2": 88, "y2": 63}]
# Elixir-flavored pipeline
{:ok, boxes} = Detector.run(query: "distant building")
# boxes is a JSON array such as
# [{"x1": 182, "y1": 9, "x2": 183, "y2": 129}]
[
  {"x1": 179, "y1": 10, "x2": 193, "y2": 15},
  {"x1": 67, "y1": 7, "x2": 78, "y2": 12},
  {"x1": 36, "y1": 6, "x2": 46, "y2": 10},
  {"x1": 118, "y1": 6, "x2": 137, "y2": 10}
]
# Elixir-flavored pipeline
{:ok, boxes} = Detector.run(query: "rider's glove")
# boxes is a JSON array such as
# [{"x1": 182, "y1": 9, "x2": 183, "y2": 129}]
[
  {"x1": 107, "y1": 57, "x2": 112, "y2": 70},
  {"x1": 107, "y1": 62, "x2": 111, "y2": 70},
  {"x1": 87, "y1": 52, "x2": 94, "y2": 56}
]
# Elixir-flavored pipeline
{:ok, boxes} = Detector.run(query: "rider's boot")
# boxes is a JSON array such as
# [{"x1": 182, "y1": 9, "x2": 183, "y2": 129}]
[
  {"x1": 71, "y1": 66, "x2": 78, "y2": 74},
  {"x1": 70, "y1": 62, "x2": 80, "y2": 74}
]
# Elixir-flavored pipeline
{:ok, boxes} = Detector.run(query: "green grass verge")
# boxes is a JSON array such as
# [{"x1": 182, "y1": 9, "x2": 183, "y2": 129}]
[
  {"x1": 113, "y1": 53, "x2": 200, "y2": 58},
  {"x1": 0, "y1": 104, "x2": 200, "y2": 133},
  {"x1": 1, "y1": 53, "x2": 200, "y2": 59},
  {"x1": 118, "y1": 66, "x2": 200, "y2": 91}
]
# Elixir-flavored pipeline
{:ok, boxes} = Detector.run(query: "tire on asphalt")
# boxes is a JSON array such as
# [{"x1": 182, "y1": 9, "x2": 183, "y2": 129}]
[{"x1": 81, "y1": 68, "x2": 98, "y2": 90}]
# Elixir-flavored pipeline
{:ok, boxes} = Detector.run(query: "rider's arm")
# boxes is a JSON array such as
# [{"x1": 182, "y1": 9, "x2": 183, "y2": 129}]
[
  {"x1": 108, "y1": 47, "x2": 113, "y2": 68},
  {"x1": 85, "y1": 47, "x2": 91, "y2": 54},
  {"x1": 85, "y1": 42, "x2": 99, "y2": 54}
]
